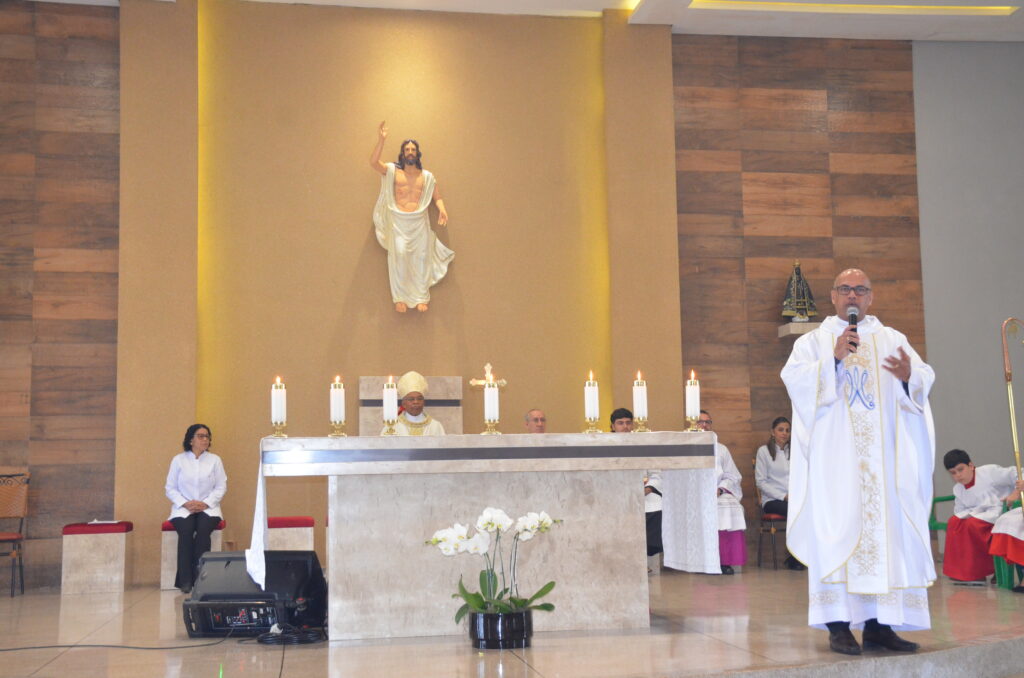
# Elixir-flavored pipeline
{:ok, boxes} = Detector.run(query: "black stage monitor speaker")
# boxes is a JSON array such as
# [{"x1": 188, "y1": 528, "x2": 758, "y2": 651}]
[{"x1": 182, "y1": 550, "x2": 327, "y2": 638}]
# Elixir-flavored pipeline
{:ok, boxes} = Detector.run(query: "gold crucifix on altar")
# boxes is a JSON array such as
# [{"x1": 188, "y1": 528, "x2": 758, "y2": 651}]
[{"x1": 470, "y1": 363, "x2": 507, "y2": 435}]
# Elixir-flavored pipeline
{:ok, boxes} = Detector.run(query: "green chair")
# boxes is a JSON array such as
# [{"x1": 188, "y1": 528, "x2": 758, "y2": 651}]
[
  {"x1": 930, "y1": 495, "x2": 954, "y2": 558},
  {"x1": 993, "y1": 500, "x2": 1023, "y2": 590}
]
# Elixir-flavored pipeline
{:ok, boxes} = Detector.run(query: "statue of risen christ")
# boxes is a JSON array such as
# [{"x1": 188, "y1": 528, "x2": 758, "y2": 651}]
[{"x1": 370, "y1": 121, "x2": 454, "y2": 313}]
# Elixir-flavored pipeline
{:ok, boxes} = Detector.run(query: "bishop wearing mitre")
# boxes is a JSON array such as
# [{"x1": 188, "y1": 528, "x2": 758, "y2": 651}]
[{"x1": 383, "y1": 371, "x2": 446, "y2": 436}]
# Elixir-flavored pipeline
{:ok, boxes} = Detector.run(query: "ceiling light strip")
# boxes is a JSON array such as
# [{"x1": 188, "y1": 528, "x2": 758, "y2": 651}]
[{"x1": 688, "y1": 0, "x2": 1018, "y2": 15}]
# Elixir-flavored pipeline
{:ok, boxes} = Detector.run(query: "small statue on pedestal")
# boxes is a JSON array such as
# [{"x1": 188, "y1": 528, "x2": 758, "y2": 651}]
[{"x1": 782, "y1": 260, "x2": 817, "y2": 323}]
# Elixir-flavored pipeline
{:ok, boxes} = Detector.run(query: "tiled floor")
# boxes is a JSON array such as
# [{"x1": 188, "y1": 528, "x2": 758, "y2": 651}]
[{"x1": 2, "y1": 567, "x2": 1024, "y2": 677}]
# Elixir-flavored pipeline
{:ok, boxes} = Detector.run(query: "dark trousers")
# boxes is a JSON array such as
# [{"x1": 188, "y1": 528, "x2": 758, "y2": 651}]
[
  {"x1": 763, "y1": 499, "x2": 788, "y2": 517},
  {"x1": 646, "y1": 510, "x2": 663, "y2": 557},
  {"x1": 171, "y1": 512, "x2": 220, "y2": 589}
]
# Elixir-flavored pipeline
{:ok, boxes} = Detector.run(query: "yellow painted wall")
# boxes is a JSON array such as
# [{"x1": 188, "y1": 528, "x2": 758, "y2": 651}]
[{"x1": 117, "y1": 1, "x2": 680, "y2": 583}]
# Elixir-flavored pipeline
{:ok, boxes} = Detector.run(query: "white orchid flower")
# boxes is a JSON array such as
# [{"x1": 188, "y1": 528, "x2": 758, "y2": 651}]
[
  {"x1": 476, "y1": 507, "x2": 513, "y2": 533},
  {"x1": 429, "y1": 523, "x2": 468, "y2": 556},
  {"x1": 515, "y1": 513, "x2": 540, "y2": 536},
  {"x1": 537, "y1": 511, "x2": 554, "y2": 532},
  {"x1": 461, "y1": 531, "x2": 491, "y2": 554}
]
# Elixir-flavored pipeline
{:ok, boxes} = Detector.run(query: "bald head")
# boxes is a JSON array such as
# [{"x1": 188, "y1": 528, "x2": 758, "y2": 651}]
[{"x1": 833, "y1": 268, "x2": 871, "y2": 288}]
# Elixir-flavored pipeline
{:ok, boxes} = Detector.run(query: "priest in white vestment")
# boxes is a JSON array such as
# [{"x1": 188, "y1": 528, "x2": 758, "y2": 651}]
[
  {"x1": 781, "y1": 269, "x2": 935, "y2": 656},
  {"x1": 370, "y1": 122, "x2": 454, "y2": 313},
  {"x1": 383, "y1": 371, "x2": 446, "y2": 437}
]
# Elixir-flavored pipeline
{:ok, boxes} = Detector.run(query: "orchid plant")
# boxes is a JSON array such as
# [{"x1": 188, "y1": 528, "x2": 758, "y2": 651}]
[{"x1": 428, "y1": 507, "x2": 561, "y2": 623}]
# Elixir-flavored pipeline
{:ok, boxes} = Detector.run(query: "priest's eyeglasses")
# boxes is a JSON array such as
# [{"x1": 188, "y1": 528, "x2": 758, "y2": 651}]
[{"x1": 834, "y1": 285, "x2": 871, "y2": 296}]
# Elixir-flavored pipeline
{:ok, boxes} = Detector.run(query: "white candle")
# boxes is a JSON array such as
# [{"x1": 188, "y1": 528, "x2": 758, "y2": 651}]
[
  {"x1": 685, "y1": 370, "x2": 700, "y2": 419},
  {"x1": 382, "y1": 376, "x2": 398, "y2": 422},
  {"x1": 484, "y1": 379, "x2": 499, "y2": 423},
  {"x1": 271, "y1": 376, "x2": 286, "y2": 424},
  {"x1": 584, "y1": 370, "x2": 599, "y2": 420},
  {"x1": 632, "y1": 371, "x2": 648, "y2": 420},
  {"x1": 330, "y1": 376, "x2": 345, "y2": 423}
]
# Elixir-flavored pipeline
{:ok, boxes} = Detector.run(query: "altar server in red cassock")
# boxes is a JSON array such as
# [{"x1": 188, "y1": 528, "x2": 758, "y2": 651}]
[{"x1": 943, "y1": 449, "x2": 1021, "y2": 583}]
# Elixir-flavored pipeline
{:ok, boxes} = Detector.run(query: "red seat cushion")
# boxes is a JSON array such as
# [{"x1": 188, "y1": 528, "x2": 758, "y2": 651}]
[
  {"x1": 761, "y1": 514, "x2": 786, "y2": 521},
  {"x1": 0, "y1": 532, "x2": 23, "y2": 542},
  {"x1": 268, "y1": 516, "x2": 314, "y2": 529},
  {"x1": 162, "y1": 519, "x2": 225, "y2": 531},
  {"x1": 62, "y1": 521, "x2": 133, "y2": 535}
]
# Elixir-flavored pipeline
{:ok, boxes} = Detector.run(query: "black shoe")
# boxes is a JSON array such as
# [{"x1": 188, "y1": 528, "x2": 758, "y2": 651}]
[
  {"x1": 828, "y1": 628, "x2": 862, "y2": 655},
  {"x1": 179, "y1": 584, "x2": 192, "y2": 594},
  {"x1": 862, "y1": 625, "x2": 919, "y2": 652},
  {"x1": 785, "y1": 556, "x2": 807, "y2": 571},
  {"x1": 721, "y1": 565, "x2": 735, "y2": 575}
]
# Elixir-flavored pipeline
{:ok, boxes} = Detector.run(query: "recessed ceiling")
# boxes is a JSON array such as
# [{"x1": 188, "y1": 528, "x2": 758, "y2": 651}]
[
  {"x1": 246, "y1": 0, "x2": 1024, "y2": 40},
  {"x1": 632, "y1": 0, "x2": 1024, "y2": 40},
  {"x1": 58, "y1": 0, "x2": 1024, "y2": 41}
]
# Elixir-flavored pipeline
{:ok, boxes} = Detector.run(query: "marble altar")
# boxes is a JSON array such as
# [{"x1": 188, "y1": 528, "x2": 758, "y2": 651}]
[{"x1": 255, "y1": 431, "x2": 715, "y2": 641}]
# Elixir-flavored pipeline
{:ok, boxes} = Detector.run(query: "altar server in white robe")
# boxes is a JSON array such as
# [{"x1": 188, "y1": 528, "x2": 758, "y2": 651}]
[
  {"x1": 781, "y1": 268, "x2": 935, "y2": 656},
  {"x1": 943, "y1": 448, "x2": 1021, "y2": 583},
  {"x1": 384, "y1": 370, "x2": 446, "y2": 436},
  {"x1": 698, "y1": 411, "x2": 746, "y2": 574}
]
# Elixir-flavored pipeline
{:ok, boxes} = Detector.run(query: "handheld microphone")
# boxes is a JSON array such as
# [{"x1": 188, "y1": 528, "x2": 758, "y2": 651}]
[{"x1": 847, "y1": 307, "x2": 859, "y2": 349}]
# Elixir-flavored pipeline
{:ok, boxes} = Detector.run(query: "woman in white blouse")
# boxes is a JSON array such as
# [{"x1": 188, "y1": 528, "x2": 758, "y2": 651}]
[
  {"x1": 754, "y1": 416, "x2": 804, "y2": 570},
  {"x1": 165, "y1": 424, "x2": 227, "y2": 593}
]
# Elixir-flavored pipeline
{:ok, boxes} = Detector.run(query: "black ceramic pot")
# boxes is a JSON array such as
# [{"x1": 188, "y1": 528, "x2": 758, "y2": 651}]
[{"x1": 468, "y1": 609, "x2": 533, "y2": 649}]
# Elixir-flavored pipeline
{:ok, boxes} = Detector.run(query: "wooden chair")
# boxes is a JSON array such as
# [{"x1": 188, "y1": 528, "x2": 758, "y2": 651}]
[
  {"x1": 753, "y1": 459, "x2": 785, "y2": 569},
  {"x1": 0, "y1": 468, "x2": 30, "y2": 596}
]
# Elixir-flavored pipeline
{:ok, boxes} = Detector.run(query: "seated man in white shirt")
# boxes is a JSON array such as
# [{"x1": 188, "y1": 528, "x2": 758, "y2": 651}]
[
  {"x1": 611, "y1": 407, "x2": 663, "y2": 561},
  {"x1": 384, "y1": 371, "x2": 446, "y2": 436},
  {"x1": 524, "y1": 409, "x2": 547, "y2": 433},
  {"x1": 699, "y1": 409, "x2": 746, "y2": 575}
]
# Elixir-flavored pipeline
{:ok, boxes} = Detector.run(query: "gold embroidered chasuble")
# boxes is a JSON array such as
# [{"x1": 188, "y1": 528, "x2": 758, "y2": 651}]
[
  {"x1": 782, "y1": 314, "x2": 936, "y2": 629},
  {"x1": 381, "y1": 412, "x2": 446, "y2": 437}
]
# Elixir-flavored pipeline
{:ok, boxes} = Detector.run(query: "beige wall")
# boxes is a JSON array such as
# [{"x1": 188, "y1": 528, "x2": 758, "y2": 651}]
[
  {"x1": 117, "y1": 0, "x2": 198, "y2": 584},
  {"x1": 602, "y1": 11, "x2": 682, "y2": 416},
  {"x1": 117, "y1": 1, "x2": 680, "y2": 583}
]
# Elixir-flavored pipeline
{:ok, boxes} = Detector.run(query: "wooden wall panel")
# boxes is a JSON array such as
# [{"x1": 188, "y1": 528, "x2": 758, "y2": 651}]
[
  {"x1": 673, "y1": 36, "x2": 924, "y2": 540},
  {"x1": 0, "y1": 1, "x2": 118, "y2": 591}
]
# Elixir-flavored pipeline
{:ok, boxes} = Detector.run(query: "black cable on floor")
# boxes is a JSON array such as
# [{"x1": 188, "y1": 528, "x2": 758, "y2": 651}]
[
  {"x1": 252, "y1": 624, "x2": 325, "y2": 645},
  {"x1": 0, "y1": 629, "x2": 235, "y2": 652},
  {"x1": 240, "y1": 625, "x2": 324, "y2": 678}
]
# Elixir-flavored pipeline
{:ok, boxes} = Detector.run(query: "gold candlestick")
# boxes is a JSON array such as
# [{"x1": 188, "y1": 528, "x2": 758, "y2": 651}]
[
  {"x1": 471, "y1": 363, "x2": 507, "y2": 436},
  {"x1": 582, "y1": 417, "x2": 602, "y2": 434},
  {"x1": 382, "y1": 419, "x2": 398, "y2": 436},
  {"x1": 329, "y1": 421, "x2": 347, "y2": 437},
  {"x1": 633, "y1": 417, "x2": 650, "y2": 433},
  {"x1": 685, "y1": 416, "x2": 699, "y2": 432},
  {"x1": 272, "y1": 422, "x2": 287, "y2": 438}
]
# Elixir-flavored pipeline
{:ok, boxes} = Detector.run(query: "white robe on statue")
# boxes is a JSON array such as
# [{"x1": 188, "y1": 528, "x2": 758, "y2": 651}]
[
  {"x1": 715, "y1": 442, "x2": 745, "y2": 531},
  {"x1": 381, "y1": 412, "x2": 446, "y2": 437},
  {"x1": 781, "y1": 314, "x2": 936, "y2": 631},
  {"x1": 373, "y1": 162, "x2": 454, "y2": 306}
]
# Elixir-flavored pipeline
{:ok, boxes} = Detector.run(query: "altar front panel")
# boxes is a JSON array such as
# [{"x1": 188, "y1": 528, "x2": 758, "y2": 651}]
[
  {"x1": 328, "y1": 470, "x2": 647, "y2": 640},
  {"x1": 258, "y1": 432, "x2": 715, "y2": 641}
]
